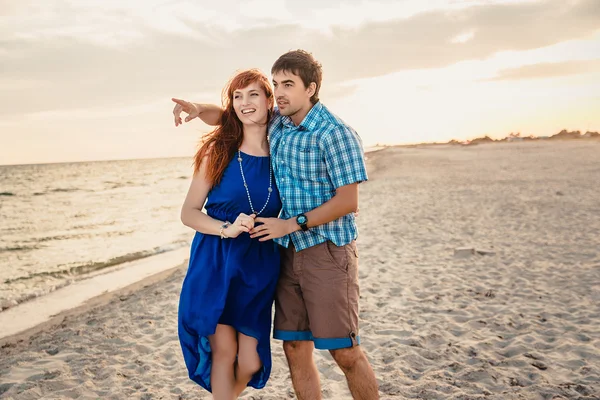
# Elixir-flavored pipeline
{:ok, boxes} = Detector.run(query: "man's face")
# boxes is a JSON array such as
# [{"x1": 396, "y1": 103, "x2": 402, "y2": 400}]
[{"x1": 272, "y1": 70, "x2": 313, "y2": 118}]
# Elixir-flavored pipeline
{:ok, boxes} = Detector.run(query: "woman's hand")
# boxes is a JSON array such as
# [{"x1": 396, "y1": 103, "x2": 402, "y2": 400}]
[
  {"x1": 223, "y1": 213, "x2": 256, "y2": 238},
  {"x1": 172, "y1": 98, "x2": 201, "y2": 126}
]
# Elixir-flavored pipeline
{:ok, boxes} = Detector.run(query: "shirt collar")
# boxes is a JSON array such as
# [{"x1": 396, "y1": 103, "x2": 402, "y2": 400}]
[{"x1": 281, "y1": 101, "x2": 323, "y2": 132}]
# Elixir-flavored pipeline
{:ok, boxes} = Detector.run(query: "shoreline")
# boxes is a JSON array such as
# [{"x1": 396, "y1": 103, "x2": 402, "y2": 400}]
[
  {"x1": 0, "y1": 248, "x2": 189, "y2": 346},
  {"x1": 0, "y1": 264, "x2": 187, "y2": 348}
]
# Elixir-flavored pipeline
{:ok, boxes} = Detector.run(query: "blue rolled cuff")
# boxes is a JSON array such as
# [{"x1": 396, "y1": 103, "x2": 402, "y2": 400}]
[
  {"x1": 273, "y1": 330, "x2": 313, "y2": 341},
  {"x1": 314, "y1": 336, "x2": 360, "y2": 350},
  {"x1": 273, "y1": 330, "x2": 361, "y2": 350}
]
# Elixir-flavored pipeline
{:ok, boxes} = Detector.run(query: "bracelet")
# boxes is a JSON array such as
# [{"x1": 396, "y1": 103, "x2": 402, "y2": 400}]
[{"x1": 219, "y1": 222, "x2": 230, "y2": 239}]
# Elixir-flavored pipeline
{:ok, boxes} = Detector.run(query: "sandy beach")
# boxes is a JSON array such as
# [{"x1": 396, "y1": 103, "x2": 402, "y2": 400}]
[{"x1": 1, "y1": 140, "x2": 599, "y2": 399}]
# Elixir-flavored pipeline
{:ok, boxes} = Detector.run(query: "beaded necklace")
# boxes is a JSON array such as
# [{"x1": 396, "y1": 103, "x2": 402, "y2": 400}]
[{"x1": 237, "y1": 150, "x2": 273, "y2": 216}]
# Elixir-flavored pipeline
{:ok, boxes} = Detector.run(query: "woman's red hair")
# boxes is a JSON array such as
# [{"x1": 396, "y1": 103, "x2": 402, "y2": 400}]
[{"x1": 194, "y1": 69, "x2": 273, "y2": 186}]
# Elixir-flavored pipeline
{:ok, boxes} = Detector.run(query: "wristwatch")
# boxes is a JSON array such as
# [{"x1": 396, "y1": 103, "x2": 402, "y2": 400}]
[{"x1": 296, "y1": 214, "x2": 308, "y2": 231}]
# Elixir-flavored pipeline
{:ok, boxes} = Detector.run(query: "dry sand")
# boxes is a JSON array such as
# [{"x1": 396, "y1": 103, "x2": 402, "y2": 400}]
[{"x1": 1, "y1": 140, "x2": 599, "y2": 399}]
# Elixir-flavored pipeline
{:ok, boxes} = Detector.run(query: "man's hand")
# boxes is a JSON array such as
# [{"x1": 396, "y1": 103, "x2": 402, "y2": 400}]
[
  {"x1": 172, "y1": 98, "x2": 200, "y2": 126},
  {"x1": 250, "y1": 217, "x2": 298, "y2": 242}
]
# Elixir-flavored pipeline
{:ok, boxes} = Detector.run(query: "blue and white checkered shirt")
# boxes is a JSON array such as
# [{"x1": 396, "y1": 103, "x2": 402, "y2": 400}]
[{"x1": 268, "y1": 102, "x2": 368, "y2": 251}]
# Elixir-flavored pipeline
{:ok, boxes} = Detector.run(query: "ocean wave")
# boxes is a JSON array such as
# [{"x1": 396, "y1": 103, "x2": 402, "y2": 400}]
[
  {"x1": 29, "y1": 188, "x2": 85, "y2": 196},
  {"x1": 2, "y1": 241, "x2": 187, "y2": 286},
  {"x1": 36, "y1": 233, "x2": 96, "y2": 242},
  {"x1": 51, "y1": 188, "x2": 80, "y2": 193},
  {"x1": 0, "y1": 245, "x2": 41, "y2": 252},
  {"x1": 104, "y1": 180, "x2": 138, "y2": 189},
  {"x1": 1, "y1": 241, "x2": 188, "y2": 311}
]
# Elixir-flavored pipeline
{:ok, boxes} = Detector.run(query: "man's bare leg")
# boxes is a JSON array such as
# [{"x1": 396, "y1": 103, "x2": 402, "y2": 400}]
[
  {"x1": 283, "y1": 341, "x2": 322, "y2": 400},
  {"x1": 330, "y1": 346, "x2": 379, "y2": 400}
]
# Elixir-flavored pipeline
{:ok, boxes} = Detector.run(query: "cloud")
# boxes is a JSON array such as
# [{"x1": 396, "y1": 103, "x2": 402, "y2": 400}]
[
  {"x1": 485, "y1": 59, "x2": 600, "y2": 81},
  {"x1": 451, "y1": 30, "x2": 476, "y2": 44},
  {"x1": 0, "y1": 78, "x2": 52, "y2": 90},
  {"x1": 0, "y1": 0, "x2": 598, "y2": 118},
  {"x1": 307, "y1": 0, "x2": 600, "y2": 82}
]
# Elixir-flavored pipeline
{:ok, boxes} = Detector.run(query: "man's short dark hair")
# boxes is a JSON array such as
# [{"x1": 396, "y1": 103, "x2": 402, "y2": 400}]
[{"x1": 271, "y1": 49, "x2": 323, "y2": 104}]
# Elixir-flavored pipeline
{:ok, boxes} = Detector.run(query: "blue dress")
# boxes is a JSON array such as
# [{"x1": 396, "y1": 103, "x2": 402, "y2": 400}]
[{"x1": 178, "y1": 151, "x2": 281, "y2": 392}]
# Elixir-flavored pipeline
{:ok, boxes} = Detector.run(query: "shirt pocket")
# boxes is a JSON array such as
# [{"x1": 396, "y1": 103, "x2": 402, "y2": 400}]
[
  {"x1": 290, "y1": 140, "x2": 319, "y2": 175},
  {"x1": 289, "y1": 141, "x2": 331, "y2": 194}
]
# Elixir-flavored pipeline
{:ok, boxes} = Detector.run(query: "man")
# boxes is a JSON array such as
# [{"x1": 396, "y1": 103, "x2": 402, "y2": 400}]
[{"x1": 173, "y1": 49, "x2": 379, "y2": 400}]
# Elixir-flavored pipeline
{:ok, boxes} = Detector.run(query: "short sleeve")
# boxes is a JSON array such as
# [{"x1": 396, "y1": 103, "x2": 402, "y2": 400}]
[{"x1": 320, "y1": 125, "x2": 368, "y2": 188}]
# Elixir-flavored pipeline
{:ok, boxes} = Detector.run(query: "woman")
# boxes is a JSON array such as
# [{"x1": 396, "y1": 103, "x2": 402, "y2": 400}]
[{"x1": 177, "y1": 69, "x2": 281, "y2": 399}]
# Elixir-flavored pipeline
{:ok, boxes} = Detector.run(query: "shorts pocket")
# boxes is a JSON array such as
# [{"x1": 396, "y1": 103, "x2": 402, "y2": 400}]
[
  {"x1": 349, "y1": 241, "x2": 359, "y2": 258},
  {"x1": 324, "y1": 241, "x2": 349, "y2": 273}
]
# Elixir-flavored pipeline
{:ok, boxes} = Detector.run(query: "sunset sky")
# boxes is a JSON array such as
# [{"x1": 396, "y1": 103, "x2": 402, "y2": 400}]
[{"x1": 1, "y1": 0, "x2": 599, "y2": 165}]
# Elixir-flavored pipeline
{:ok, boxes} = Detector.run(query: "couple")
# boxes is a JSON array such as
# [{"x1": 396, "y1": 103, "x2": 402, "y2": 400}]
[{"x1": 176, "y1": 50, "x2": 379, "y2": 400}]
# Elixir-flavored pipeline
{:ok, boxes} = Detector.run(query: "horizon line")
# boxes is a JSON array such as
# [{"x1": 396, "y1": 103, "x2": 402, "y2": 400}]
[{"x1": 1, "y1": 128, "x2": 598, "y2": 167}]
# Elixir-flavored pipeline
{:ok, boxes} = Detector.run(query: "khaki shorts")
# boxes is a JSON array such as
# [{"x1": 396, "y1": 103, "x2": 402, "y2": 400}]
[{"x1": 273, "y1": 240, "x2": 361, "y2": 350}]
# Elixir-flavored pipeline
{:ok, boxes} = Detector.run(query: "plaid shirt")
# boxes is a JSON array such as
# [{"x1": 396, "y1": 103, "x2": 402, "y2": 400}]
[{"x1": 268, "y1": 102, "x2": 368, "y2": 251}]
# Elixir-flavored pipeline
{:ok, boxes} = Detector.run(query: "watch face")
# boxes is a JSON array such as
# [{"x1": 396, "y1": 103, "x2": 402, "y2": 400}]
[{"x1": 297, "y1": 215, "x2": 307, "y2": 225}]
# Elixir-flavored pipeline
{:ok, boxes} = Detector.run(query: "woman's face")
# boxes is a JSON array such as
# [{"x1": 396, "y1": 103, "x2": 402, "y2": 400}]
[{"x1": 232, "y1": 81, "x2": 271, "y2": 126}]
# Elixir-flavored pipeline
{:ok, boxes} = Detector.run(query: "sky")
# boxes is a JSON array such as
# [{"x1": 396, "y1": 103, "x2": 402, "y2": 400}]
[{"x1": 1, "y1": 0, "x2": 599, "y2": 165}]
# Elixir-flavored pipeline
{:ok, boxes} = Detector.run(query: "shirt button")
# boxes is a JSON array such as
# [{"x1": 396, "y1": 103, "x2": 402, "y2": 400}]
[
  {"x1": 281, "y1": 160, "x2": 285, "y2": 164},
  {"x1": 282, "y1": 140, "x2": 286, "y2": 144},
  {"x1": 281, "y1": 196, "x2": 285, "y2": 201},
  {"x1": 281, "y1": 177, "x2": 285, "y2": 182}
]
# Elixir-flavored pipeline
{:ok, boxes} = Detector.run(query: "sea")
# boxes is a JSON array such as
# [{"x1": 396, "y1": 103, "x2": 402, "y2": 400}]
[{"x1": 0, "y1": 157, "x2": 195, "y2": 310}]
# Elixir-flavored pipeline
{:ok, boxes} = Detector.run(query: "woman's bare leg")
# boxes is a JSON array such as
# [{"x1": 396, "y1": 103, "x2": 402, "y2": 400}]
[
  {"x1": 208, "y1": 324, "x2": 238, "y2": 400},
  {"x1": 233, "y1": 332, "x2": 262, "y2": 397}
]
